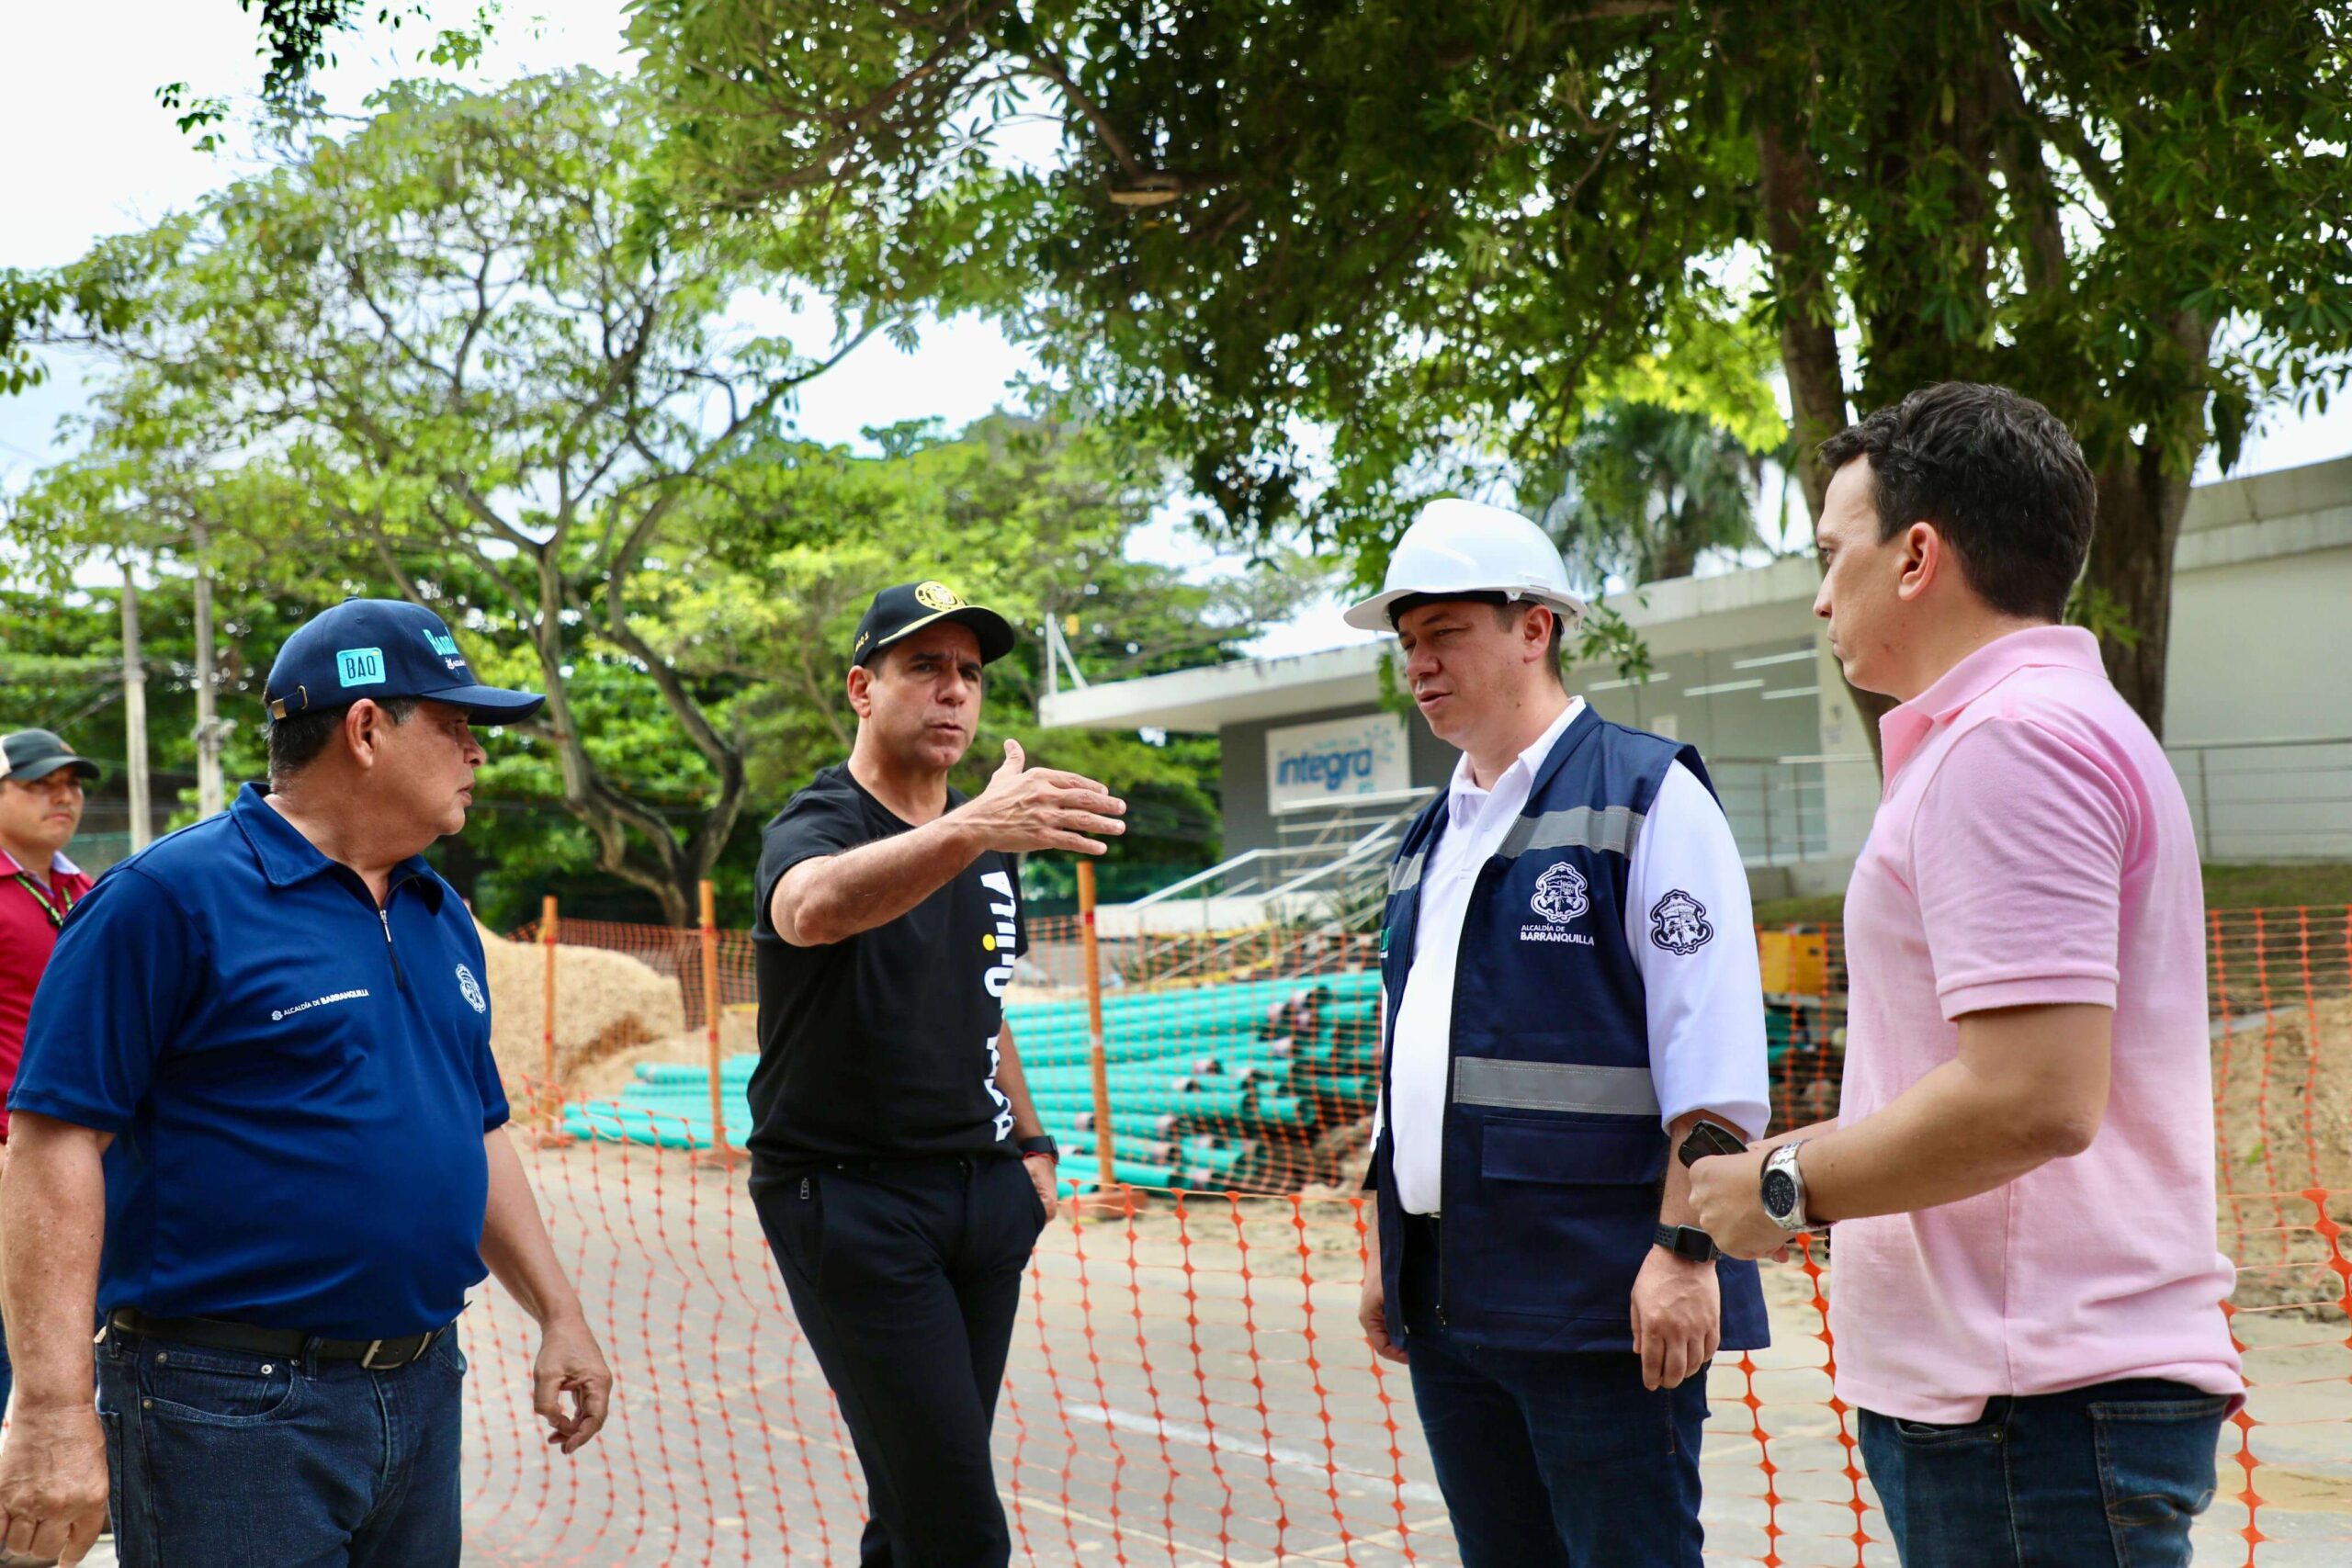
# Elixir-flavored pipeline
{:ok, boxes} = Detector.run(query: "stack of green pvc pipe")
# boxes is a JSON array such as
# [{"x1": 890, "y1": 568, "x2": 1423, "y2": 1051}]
[
  {"x1": 561, "y1": 963, "x2": 1811, "y2": 1185},
  {"x1": 560, "y1": 969, "x2": 1385, "y2": 1184}
]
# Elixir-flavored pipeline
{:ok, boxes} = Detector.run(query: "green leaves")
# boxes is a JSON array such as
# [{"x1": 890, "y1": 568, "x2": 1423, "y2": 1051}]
[
  {"x1": 13, "y1": 66, "x2": 1259, "y2": 919},
  {"x1": 631, "y1": 1, "x2": 2349, "y2": 645}
]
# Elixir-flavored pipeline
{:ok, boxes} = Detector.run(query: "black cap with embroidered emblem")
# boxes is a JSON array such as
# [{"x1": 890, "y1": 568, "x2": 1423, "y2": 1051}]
[
  {"x1": 264, "y1": 599, "x2": 545, "y2": 724},
  {"x1": 851, "y1": 581, "x2": 1016, "y2": 668}
]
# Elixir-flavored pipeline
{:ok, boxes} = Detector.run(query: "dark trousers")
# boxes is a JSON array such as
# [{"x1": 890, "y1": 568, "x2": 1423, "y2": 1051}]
[
  {"x1": 1398, "y1": 1213, "x2": 1707, "y2": 1568},
  {"x1": 1859, "y1": 1380, "x2": 2231, "y2": 1567},
  {"x1": 95, "y1": 1323, "x2": 466, "y2": 1567},
  {"x1": 753, "y1": 1155, "x2": 1046, "y2": 1568}
]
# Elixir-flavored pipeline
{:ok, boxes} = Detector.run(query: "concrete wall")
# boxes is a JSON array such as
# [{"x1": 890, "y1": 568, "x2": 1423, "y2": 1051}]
[
  {"x1": 2164, "y1": 545, "x2": 2352, "y2": 744},
  {"x1": 2163, "y1": 544, "x2": 2352, "y2": 859}
]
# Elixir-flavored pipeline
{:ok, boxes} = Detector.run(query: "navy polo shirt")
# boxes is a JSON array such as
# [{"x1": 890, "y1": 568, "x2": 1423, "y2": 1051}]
[{"x1": 8, "y1": 784, "x2": 511, "y2": 1339}]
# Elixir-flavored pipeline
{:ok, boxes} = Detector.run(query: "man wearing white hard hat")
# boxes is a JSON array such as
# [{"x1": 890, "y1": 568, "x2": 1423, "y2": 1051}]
[{"x1": 1352, "y1": 499, "x2": 1771, "y2": 1566}]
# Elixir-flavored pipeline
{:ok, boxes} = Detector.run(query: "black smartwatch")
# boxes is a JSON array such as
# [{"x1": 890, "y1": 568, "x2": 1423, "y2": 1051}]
[
  {"x1": 1019, "y1": 1135, "x2": 1060, "y2": 1162},
  {"x1": 1653, "y1": 1224, "x2": 1721, "y2": 1263}
]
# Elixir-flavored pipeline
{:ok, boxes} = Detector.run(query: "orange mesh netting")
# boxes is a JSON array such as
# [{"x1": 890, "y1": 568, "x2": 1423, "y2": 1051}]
[{"x1": 457, "y1": 905, "x2": 2352, "y2": 1566}]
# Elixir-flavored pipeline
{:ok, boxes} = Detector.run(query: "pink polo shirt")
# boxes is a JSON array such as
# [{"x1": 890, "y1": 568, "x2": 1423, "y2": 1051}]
[{"x1": 1831, "y1": 626, "x2": 2241, "y2": 1423}]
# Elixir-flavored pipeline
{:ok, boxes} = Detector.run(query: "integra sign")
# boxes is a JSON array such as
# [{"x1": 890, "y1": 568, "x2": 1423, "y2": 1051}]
[
  {"x1": 1265, "y1": 712, "x2": 1409, "y2": 812},
  {"x1": 1279, "y1": 749, "x2": 1377, "y2": 791}
]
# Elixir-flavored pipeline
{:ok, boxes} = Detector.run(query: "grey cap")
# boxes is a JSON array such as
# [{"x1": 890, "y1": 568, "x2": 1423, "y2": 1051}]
[{"x1": 0, "y1": 728, "x2": 102, "y2": 785}]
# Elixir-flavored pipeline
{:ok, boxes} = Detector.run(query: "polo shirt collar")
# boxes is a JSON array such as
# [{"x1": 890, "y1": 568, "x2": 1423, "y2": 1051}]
[
  {"x1": 1448, "y1": 696, "x2": 1587, "y2": 813},
  {"x1": 231, "y1": 782, "x2": 443, "y2": 907},
  {"x1": 0, "y1": 845, "x2": 82, "y2": 878},
  {"x1": 1880, "y1": 625, "x2": 2105, "y2": 777}
]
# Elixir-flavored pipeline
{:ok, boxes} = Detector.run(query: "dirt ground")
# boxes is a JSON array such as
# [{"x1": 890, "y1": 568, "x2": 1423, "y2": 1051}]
[
  {"x1": 453, "y1": 1146, "x2": 2352, "y2": 1567},
  {"x1": 2211, "y1": 994, "x2": 2352, "y2": 1307}
]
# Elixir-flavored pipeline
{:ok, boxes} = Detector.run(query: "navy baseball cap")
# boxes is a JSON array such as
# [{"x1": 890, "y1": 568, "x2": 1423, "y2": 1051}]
[
  {"x1": 851, "y1": 581, "x2": 1016, "y2": 667},
  {"x1": 265, "y1": 599, "x2": 545, "y2": 724}
]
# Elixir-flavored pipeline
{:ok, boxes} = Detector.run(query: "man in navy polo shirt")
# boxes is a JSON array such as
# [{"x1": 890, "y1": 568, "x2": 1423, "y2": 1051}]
[{"x1": 0, "y1": 600, "x2": 613, "y2": 1568}]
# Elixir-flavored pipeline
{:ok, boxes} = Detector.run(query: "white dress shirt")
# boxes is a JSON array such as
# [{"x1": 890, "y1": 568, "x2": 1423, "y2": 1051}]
[{"x1": 1381, "y1": 699, "x2": 1770, "y2": 1214}]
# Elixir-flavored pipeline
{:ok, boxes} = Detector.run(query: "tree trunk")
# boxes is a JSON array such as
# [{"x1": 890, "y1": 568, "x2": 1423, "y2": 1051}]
[
  {"x1": 1756, "y1": 122, "x2": 1850, "y2": 524},
  {"x1": 637, "y1": 868, "x2": 692, "y2": 930},
  {"x1": 1756, "y1": 118, "x2": 1895, "y2": 766},
  {"x1": 2085, "y1": 446, "x2": 2190, "y2": 739}
]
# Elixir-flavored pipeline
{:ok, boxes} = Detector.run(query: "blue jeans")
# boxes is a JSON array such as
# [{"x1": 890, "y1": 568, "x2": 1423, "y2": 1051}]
[
  {"x1": 1859, "y1": 1380, "x2": 2232, "y2": 1568},
  {"x1": 1398, "y1": 1215, "x2": 1707, "y2": 1568},
  {"x1": 96, "y1": 1323, "x2": 469, "y2": 1568}
]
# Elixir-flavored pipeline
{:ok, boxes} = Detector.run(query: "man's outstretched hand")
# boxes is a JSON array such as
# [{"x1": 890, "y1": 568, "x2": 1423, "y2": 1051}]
[{"x1": 962, "y1": 740, "x2": 1128, "y2": 855}]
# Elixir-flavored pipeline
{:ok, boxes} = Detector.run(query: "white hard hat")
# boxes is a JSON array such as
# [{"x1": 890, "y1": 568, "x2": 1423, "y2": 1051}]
[{"x1": 1342, "y1": 498, "x2": 1588, "y2": 632}]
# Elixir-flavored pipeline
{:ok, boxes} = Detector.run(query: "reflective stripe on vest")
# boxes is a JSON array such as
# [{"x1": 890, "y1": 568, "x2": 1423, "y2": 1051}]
[
  {"x1": 1390, "y1": 849, "x2": 1427, "y2": 897},
  {"x1": 1452, "y1": 1058, "x2": 1660, "y2": 1118},
  {"x1": 1497, "y1": 804, "x2": 1646, "y2": 862}
]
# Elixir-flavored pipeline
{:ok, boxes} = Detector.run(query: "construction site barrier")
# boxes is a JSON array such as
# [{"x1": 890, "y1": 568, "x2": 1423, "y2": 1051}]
[{"x1": 465, "y1": 903, "x2": 2352, "y2": 1565}]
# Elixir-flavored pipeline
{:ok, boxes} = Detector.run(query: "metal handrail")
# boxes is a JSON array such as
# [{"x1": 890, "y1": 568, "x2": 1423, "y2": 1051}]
[
  {"x1": 2164, "y1": 734, "x2": 2352, "y2": 752},
  {"x1": 1128, "y1": 795, "x2": 1428, "y2": 908},
  {"x1": 1125, "y1": 841, "x2": 1356, "y2": 907},
  {"x1": 1258, "y1": 818, "x2": 1414, "y2": 901},
  {"x1": 1127, "y1": 850, "x2": 1277, "y2": 907}
]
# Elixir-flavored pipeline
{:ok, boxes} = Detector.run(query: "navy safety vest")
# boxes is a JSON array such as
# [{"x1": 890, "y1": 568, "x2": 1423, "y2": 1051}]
[{"x1": 1372, "y1": 704, "x2": 1770, "y2": 1355}]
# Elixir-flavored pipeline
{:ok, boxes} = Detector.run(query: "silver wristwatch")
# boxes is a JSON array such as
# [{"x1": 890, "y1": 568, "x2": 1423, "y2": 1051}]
[{"x1": 1760, "y1": 1140, "x2": 1813, "y2": 1232}]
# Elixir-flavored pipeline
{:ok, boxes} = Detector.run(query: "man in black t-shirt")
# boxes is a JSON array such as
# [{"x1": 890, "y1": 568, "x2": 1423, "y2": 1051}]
[{"x1": 751, "y1": 581, "x2": 1127, "y2": 1568}]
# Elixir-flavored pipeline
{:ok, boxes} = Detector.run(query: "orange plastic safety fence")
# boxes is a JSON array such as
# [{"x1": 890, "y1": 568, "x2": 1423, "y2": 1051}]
[{"x1": 468, "y1": 905, "x2": 2351, "y2": 1565}]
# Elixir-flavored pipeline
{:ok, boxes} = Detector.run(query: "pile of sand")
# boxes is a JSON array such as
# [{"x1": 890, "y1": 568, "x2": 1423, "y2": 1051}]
[
  {"x1": 566, "y1": 1008, "x2": 760, "y2": 1102},
  {"x1": 476, "y1": 920, "x2": 687, "y2": 1095},
  {"x1": 2210, "y1": 991, "x2": 2352, "y2": 1306}
]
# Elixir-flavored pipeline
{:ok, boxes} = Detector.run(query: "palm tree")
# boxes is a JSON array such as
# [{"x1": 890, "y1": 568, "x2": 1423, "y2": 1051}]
[{"x1": 1532, "y1": 403, "x2": 1778, "y2": 587}]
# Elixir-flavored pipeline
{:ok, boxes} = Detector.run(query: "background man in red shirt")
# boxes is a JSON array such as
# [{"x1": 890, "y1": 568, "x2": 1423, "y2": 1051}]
[{"x1": 0, "y1": 728, "x2": 102, "y2": 1424}]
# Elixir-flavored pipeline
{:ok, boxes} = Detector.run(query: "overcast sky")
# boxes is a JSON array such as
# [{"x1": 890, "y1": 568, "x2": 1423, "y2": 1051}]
[{"x1": 6, "y1": 1, "x2": 2348, "y2": 660}]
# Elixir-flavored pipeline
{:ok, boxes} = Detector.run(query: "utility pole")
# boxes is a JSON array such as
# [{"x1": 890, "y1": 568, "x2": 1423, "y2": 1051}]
[
  {"x1": 192, "y1": 523, "x2": 225, "y2": 818},
  {"x1": 120, "y1": 561, "x2": 153, "y2": 852}
]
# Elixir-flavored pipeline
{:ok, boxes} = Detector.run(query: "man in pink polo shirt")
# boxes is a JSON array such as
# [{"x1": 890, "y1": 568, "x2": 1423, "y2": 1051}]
[{"x1": 1690, "y1": 383, "x2": 2240, "y2": 1567}]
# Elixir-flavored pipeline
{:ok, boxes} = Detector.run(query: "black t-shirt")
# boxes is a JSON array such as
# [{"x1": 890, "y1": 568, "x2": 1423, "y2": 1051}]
[{"x1": 749, "y1": 762, "x2": 1026, "y2": 1172}]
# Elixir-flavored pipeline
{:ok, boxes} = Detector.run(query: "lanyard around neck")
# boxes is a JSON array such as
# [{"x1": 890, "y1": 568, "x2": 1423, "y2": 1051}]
[{"x1": 10, "y1": 870, "x2": 75, "y2": 931}]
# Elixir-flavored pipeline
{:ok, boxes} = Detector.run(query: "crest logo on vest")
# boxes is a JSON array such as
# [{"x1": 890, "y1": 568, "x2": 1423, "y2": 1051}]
[
  {"x1": 1521, "y1": 861, "x2": 1596, "y2": 946},
  {"x1": 1648, "y1": 889, "x2": 1713, "y2": 954},
  {"x1": 455, "y1": 963, "x2": 489, "y2": 1013}
]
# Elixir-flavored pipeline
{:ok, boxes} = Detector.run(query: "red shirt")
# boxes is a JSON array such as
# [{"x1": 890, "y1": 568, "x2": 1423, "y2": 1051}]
[{"x1": 1, "y1": 848, "x2": 96, "y2": 1138}]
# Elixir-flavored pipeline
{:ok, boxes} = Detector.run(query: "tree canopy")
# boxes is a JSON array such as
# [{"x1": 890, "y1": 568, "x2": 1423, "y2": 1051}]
[
  {"x1": 8, "y1": 68, "x2": 1299, "y2": 924},
  {"x1": 628, "y1": 0, "x2": 2352, "y2": 732}
]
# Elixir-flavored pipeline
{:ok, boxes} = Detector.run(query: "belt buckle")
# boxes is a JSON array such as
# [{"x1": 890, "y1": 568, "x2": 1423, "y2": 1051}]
[{"x1": 362, "y1": 1327, "x2": 437, "y2": 1371}]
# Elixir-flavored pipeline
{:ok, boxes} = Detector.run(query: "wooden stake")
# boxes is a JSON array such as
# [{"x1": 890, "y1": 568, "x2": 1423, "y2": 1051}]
[
  {"x1": 1072, "y1": 860, "x2": 1138, "y2": 1220},
  {"x1": 700, "y1": 880, "x2": 730, "y2": 1166},
  {"x1": 531, "y1": 896, "x2": 571, "y2": 1147}
]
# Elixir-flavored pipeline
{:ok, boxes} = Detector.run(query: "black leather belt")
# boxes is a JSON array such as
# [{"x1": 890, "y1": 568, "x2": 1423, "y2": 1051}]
[{"x1": 107, "y1": 1307, "x2": 451, "y2": 1370}]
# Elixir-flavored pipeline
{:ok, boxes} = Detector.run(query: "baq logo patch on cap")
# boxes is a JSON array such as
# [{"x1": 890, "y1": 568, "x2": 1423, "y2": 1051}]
[
  {"x1": 914, "y1": 581, "x2": 963, "y2": 611},
  {"x1": 336, "y1": 649, "x2": 388, "y2": 688}
]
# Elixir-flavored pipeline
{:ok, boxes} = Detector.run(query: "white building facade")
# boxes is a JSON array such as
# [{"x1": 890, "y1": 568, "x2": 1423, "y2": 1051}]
[{"x1": 1044, "y1": 455, "x2": 2352, "y2": 897}]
